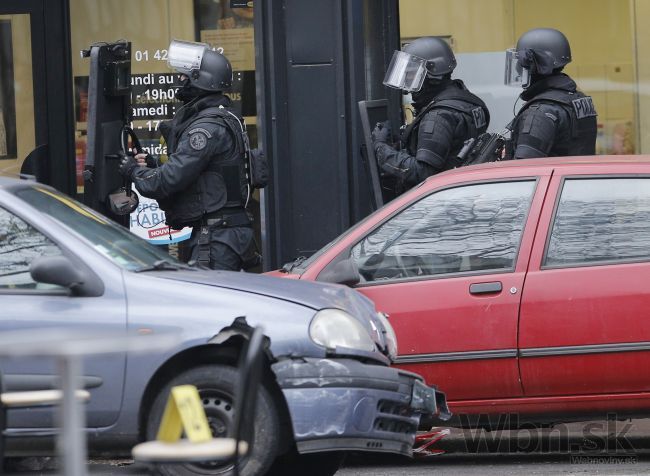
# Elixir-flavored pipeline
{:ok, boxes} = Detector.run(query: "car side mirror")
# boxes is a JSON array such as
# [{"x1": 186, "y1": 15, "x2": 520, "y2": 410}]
[
  {"x1": 30, "y1": 256, "x2": 87, "y2": 294},
  {"x1": 318, "y1": 257, "x2": 360, "y2": 287}
]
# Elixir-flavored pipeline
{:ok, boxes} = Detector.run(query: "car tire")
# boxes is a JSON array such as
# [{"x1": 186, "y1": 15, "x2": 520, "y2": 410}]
[
  {"x1": 266, "y1": 450, "x2": 344, "y2": 476},
  {"x1": 145, "y1": 364, "x2": 280, "y2": 476}
]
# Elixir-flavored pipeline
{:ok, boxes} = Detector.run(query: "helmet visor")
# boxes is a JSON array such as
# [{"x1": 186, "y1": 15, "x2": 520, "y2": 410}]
[
  {"x1": 504, "y1": 48, "x2": 530, "y2": 88},
  {"x1": 168, "y1": 40, "x2": 209, "y2": 74},
  {"x1": 383, "y1": 50, "x2": 428, "y2": 92}
]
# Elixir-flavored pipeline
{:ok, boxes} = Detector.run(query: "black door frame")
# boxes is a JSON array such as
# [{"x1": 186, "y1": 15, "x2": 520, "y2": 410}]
[{"x1": 0, "y1": 0, "x2": 75, "y2": 195}]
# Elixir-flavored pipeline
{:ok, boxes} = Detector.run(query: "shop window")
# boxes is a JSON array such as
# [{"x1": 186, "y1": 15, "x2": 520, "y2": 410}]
[
  {"x1": 398, "y1": 0, "x2": 641, "y2": 155},
  {"x1": 70, "y1": 0, "x2": 260, "y2": 267}
]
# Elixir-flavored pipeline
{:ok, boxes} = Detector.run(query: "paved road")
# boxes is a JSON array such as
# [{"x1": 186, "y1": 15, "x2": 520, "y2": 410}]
[
  {"x1": 339, "y1": 453, "x2": 650, "y2": 476},
  {"x1": 7, "y1": 453, "x2": 650, "y2": 475},
  {"x1": 6, "y1": 419, "x2": 650, "y2": 475},
  {"x1": 9, "y1": 453, "x2": 650, "y2": 476}
]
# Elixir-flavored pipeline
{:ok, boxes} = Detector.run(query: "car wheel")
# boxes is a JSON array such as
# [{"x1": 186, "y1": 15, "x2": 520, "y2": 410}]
[
  {"x1": 145, "y1": 364, "x2": 280, "y2": 476},
  {"x1": 266, "y1": 450, "x2": 344, "y2": 476}
]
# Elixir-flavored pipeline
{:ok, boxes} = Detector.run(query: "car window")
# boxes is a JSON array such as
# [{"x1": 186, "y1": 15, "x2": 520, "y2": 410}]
[
  {"x1": 545, "y1": 178, "x2": 650, "y2": 267},
  {"x1": 350, "y1": 181, "x2": 536, "y2": 283},
  {"x1": 13, "y1": 186, "x2": 181, "y2": 272},
  {"x1": 0, "y1": 206, "x2": 64, "y2": 290},
  {"x1": 296, "y1": 185, "x2": 429, "y2": 272}
]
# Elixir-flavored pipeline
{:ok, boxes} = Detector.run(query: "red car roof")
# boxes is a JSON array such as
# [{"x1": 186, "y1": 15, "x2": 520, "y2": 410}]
[{"x1": 430, "y1": 155, "x2": 650, "y2": 180}]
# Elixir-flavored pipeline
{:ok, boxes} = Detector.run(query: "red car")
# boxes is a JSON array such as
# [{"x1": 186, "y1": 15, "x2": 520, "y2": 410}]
[{"x1": 270, "y1": 156, "x2": 650, "y2": 426}]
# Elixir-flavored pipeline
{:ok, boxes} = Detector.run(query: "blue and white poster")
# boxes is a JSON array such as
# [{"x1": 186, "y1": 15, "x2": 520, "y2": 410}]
[{"x1": 129, "y1": 189, "x2": 192, "y2": 245}]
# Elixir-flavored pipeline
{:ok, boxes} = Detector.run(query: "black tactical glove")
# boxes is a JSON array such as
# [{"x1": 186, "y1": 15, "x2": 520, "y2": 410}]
[
  {"x1": 143, "y1": 153, "x2": 158, "y2": 168},
  {"x1": 118, "y1": 153, "x2": 138, "y2": 178},
  {"x1": 371, "y1": 121, "x2": 392, "y2": 144}
]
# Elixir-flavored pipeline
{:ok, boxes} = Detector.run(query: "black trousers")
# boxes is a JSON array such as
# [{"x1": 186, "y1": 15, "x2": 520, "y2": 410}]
[{"x1": 187, "y1": 225, "x2": 255, "y2": 271}]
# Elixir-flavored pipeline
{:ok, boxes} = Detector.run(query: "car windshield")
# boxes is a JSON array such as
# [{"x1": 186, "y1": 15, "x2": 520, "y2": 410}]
[
  {"x1": 14, "y1": 185, "x2": 186, "y2": 272},
  {"x1": 296, "y1": 207, "x2": 381, "y2": 271},
  {"x1": 295, "y1": 183, "x2": 428, "y2": 272}
]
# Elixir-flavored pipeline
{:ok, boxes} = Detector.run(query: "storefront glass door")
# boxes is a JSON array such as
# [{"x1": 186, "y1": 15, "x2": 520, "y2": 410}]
[{"x1": 0, "y1": 13, "x2": 35, "y2": 178}]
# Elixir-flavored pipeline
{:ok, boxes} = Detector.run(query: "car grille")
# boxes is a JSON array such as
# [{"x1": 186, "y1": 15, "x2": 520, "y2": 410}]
[{"x1": 374, "y1": 399, "x2": 419, "y2": 435}]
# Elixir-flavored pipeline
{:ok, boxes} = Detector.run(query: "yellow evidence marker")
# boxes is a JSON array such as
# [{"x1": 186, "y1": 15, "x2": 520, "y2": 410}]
[{"x1": 156, "y1": 385, "x2": 213, "y2": 443}]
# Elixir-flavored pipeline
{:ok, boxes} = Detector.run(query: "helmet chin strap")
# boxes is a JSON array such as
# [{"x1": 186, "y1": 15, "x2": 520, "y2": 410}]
[
  {"x1": 172, "y1": 74, "x2": 198, "y2": 103},
  {"x1": 521, "y1": 69, "x2": 532, "y2": 89},
  {"x1": 176, "y1": 84, "x2": 204, "y2": 103},
  {"x1": 411, "y1": 76, "x2": 451, "y2": 109}
]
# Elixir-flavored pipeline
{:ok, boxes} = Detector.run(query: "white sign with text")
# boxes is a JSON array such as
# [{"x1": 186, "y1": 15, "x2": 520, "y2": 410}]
[{"x1": 129, "y1": 188, "x2": 192, "y2": 245}]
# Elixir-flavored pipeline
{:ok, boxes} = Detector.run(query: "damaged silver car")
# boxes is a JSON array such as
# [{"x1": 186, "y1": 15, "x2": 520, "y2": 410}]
[{"x1": 0, "y1": 177, "x2": 449, "y2": 476}]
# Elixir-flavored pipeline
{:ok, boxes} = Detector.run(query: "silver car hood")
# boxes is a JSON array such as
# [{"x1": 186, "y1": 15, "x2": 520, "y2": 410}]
[
  {"x1": 152, "y1": 269, "x2": 377, "y2": 317},
  {"x1": 148, "y1": 269, "x2": 389, "y2": 358}
]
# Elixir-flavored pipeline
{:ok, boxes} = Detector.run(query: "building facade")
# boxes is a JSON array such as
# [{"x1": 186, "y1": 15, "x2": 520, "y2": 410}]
[{"x1": 0, "y1": 0, "x2": 647, "y2": 269}]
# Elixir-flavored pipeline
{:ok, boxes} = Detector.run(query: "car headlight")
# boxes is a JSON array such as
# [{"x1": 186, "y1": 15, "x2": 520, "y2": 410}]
[
  {"x1": 309, "y1": 309, "x2": 376, "y2": 352},
  {"x1": 376, "y1": 312, "x2": 398, "y2": 360}
]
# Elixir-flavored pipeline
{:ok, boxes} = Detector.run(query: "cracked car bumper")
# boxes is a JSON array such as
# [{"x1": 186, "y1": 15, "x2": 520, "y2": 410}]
[{"x1": 272, "y1": 357, "x2": 450, "y2": 456}]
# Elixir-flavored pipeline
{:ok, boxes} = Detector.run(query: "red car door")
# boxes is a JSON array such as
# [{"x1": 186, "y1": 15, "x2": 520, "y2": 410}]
[
  {"x1": 321, "y1": 175, "x2": 550, "y2": 402},
  {"x1": 520, "y1": 167, "x2": 650, "y2": 403}
]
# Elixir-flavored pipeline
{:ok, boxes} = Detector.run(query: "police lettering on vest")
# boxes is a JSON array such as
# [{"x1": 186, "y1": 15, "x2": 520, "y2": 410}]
[
  {"x1": 472, "y1": 107, "x2": 487, "y2": 130},
  {"x1": 572, "y1": 96, "x2": 597, "y2": 119}
]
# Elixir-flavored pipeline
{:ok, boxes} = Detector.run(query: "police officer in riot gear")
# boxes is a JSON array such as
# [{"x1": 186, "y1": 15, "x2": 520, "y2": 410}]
[
  {"x1": 119, "y1": 40, "x2": 257, "y2": 271},
  {"x1": 372, "y1": 36, "x2": 489, "y2": 193},
  {"x1": 505, "y1": 28, "x2": 597, "y2": 159}
]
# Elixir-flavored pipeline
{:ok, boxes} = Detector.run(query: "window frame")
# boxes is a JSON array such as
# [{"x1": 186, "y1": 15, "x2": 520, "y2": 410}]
[
  {"x1": 0, "y1": 1, "x2": 76, "y2": 193},
  {"x1": 541, "y1": 174, "x2": 650, "y2": 270},
  {"x1": 344, "y1": 177, "x2": 540, "y2": 287}
]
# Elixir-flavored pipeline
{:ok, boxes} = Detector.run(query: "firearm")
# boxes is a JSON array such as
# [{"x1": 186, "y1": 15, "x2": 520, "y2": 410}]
[
  {"x1": 456, "y1": 128, "x2": 510, "y2": 167},
  {"x1": 456, "y1": 137, "x2": 476, "y2": 166}
]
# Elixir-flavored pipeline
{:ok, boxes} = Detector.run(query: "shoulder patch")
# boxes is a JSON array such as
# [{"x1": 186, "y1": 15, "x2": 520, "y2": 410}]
[
  {"x1": 188, "y1": 131, "x2": 208, "y2": 151},
  {"x1": 544, "y1": 112, "x2": 558, "y2": 122},
  {"x1": 422, "y1": 120, "x2": 435, "y2": 134},
  {"x1": 572, "y1": 96, "x2": 597, "y2": 119},
  {"x1": 471, "y1": 107, "x2": 487, "y2": 129},
  {"x1": 187, "y1": 127, "x2": 213, "y2": 139}
]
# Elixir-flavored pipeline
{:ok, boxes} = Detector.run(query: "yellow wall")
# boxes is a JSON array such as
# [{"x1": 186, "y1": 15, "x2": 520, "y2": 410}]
[
  {"x1": 70, "y1": 0, "x2": 195, "y2": 76},
  {"x1": 399, "y1": 0, "x2": 515, "y2": 52},
  {"x1": 399, "y1": 0, "x2": 638, "y2": 154},
  {"x1": 633, "y1": 0, "x2": 650, "y2": 152},
  {"x1": 0, "y1": 14, "x2": 34, "y2": 176},
  {"x1": 513, "y1": 0, "x2": 635, "y2": 153}
]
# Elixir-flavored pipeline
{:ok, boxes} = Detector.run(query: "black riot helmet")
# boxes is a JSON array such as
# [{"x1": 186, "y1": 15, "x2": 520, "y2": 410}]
[
  {"x1": 505, "y1": 28, "x2": 571, "y2": 88},
  {"x1": 383, "y1": 37, "x2": 456, "y2": 92},
  {"x1": 167, "y1": 39, "x2": 232, "y2": 92}
]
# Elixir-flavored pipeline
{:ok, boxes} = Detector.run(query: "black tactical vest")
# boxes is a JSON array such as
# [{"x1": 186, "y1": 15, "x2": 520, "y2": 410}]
[
  {"x1": 402, "y1": 86, "x2": 490, "y2": 162},
  {"x1": 512, "y1": 88, "x2": 597, "y2": 157},
  {"x1": 193, "y1": 107, "x2": 249, "y2": 208},
  {"x1": 156, "y1": 101, "x2": 249, "y2": 229},
  {"x1": 167, "y1": 106, "x2": 248, "y2": 209}
]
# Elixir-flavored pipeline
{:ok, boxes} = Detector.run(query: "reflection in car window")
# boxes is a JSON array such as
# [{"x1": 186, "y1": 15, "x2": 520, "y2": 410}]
[
  {"x1": 14, "y1": 186, "x2": 181, "y2": 272},
  {"x1": 298, "y1": 186, "x2": 430, "y2": 272},
  {"x1": 545, "y1": 178, "x2": 650, "y2": 267},
  {"x1": 0, "y1": 206, "x2": 63, "y2": 289},
  {"x1": 350, "y1": 181, "x2": 536, "y2": 283}
]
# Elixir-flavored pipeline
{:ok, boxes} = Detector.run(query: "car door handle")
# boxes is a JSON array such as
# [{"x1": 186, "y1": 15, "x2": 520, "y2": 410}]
[{"x1": 469, "y1": 281, "x2": 503, "y2": 295}]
